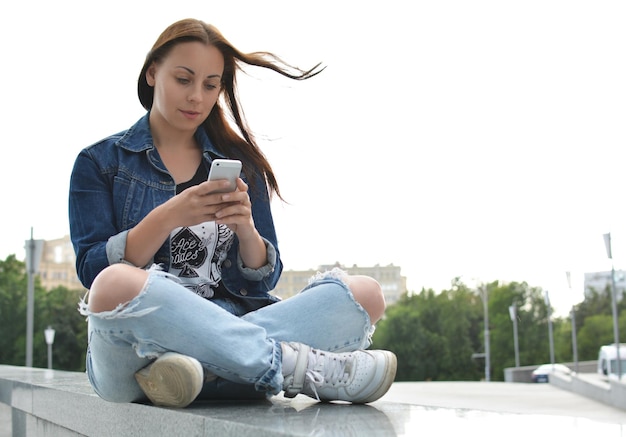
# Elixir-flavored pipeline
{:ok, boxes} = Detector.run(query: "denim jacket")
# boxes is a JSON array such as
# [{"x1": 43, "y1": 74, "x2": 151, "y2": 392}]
[{"x1": 69, "y1": 113, "x2": 282, "y2": 305}]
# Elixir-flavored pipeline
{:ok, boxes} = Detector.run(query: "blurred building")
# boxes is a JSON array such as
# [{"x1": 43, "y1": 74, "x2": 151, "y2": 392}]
[
  {"x1": 37, "y1": 235, "x2": 84, "y2": 291},
  {"x1": 272, "y1": 262, "x2": 407, "y2": 305},
  {"x1": 34, "y1": 236, "x2": 408, "y2": 304},
  {"x1": 584, "y1": 270, "x2": 625, "y2": 301}
]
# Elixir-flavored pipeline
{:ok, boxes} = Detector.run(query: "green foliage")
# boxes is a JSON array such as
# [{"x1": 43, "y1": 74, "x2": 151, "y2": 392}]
[
  {"x1": 1, "y1": 251, "x2": 623, "y2": 381},
  {"x1": 0, "y1": 255, "x2": 28, "y2": 365},
  {"x1": 576, "y1": 314, "x2": 614, "y2": 358},
  {"x1": 375, "y1": 282, "x2": 483, "y2": 381},
  {"x1": 0, "y1": 255, "x2": 86, "y2": 371},
  {"x1": 572, "y1": 286, "x2": 626, "y2": 361},
  {"x1": 373, "y1": 277, "x2": 623, "y2": 382},
  {"x1": 38, "y1": 286, "x2": 88, "y2": 371}
]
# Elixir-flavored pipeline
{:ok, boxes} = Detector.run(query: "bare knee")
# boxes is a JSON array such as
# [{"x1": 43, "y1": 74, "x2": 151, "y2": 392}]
[
  {"x1": 88, "y1": 264, "x2": 149, "y2": 313},
  {"x1": 344, "y1": 275, "x2": 386, "y2": 324}
]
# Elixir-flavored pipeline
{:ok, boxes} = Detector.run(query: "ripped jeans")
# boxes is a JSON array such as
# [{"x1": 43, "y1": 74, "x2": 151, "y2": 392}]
[{"x1": 79, "y1": 268, "x2": 374, "y2": 403}]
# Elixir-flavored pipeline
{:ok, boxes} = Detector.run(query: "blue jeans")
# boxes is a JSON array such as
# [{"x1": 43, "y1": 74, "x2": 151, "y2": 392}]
[{"x1": 80, "y1": 268, "x2": 374, "y2": 403}]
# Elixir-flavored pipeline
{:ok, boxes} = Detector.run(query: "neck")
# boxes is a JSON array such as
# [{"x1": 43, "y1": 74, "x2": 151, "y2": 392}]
[{"x1": 149, "y1": 113, "x2": 197, "y2": 151}]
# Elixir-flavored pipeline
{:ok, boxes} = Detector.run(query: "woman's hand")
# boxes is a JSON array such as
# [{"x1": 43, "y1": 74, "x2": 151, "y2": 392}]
[
  {"x1": 161, "y1": 178, "x2": 240, "y2": 228},
  {"x1": 213, "y1": 178, "x2": 256, "y2": 237},
  {"x1": 127, "y1": 178, "x2": 266, "y2": 269},
  {"x1": 212, "y1": 178, "x2": 267, "y2": 269}
]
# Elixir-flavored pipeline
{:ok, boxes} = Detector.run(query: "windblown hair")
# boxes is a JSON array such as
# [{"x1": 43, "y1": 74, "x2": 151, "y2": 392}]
[{"x1": 138, "y1": 18, "x2": 324, "y2": 199}]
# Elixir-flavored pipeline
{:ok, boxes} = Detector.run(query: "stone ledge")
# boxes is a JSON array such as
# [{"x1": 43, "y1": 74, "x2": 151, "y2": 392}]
[
  {"x1": 3, "y1": 365, "x2": 625, "y2": 436},
  {"x1": 0, "y1": 365, "x2": 405, "y2": 437},
  {"x1": 549, "y1": 370, "x2": 626, "y2": 411}
]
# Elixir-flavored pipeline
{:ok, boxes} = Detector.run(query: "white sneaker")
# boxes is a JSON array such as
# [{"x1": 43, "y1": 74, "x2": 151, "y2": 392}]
[
  {"x1": 135, "y1": 352, "x2": 203, "y2": 408},
  {"x1": 282, "y1": 342, "x2": 397, "y2": 404}
]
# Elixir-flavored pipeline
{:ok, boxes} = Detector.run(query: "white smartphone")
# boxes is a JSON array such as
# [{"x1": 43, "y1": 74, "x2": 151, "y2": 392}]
[{"x1": 207, "y1": 159, "x2": 242, "y2": 193}]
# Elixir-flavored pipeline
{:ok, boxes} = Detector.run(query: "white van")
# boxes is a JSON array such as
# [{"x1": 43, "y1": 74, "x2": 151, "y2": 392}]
[{"x1": 597, "y1": 343, "x2": 626, "y2": 380}]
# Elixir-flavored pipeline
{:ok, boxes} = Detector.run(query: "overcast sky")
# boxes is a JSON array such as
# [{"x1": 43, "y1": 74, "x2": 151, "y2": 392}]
[{"x1": 1, "y1": 0, "x2": 625, "y2": 316}]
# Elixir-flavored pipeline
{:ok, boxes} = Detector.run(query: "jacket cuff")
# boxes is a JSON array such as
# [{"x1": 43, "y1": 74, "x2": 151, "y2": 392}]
[
  {"x1": 106, "y1": 231, "x2": 149, "y2": 267},
  {"x1": 236, "y1": 236, "x2": 277, "y2": 281}
]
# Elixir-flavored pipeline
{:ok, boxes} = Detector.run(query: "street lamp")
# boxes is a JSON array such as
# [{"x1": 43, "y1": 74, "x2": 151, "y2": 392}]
[
  {"x1": 544, "y1": 291, "x2": 555, "y2": 368},
  {"x1": 566, "y1": 271, "x2": 579, "y2": 374},
  {"x1": 44, "y1": 326, "x2": 55, "y2": 370},
  {"x1": 479, "y1": 284, "x2": 491, "y2": 382},
  {"x1": 24, "y1": 227, "x2": 44, "y2": 368},
  {"x1": 508, "y1": 303, "x2": 520, "y2": 368},
  {"x1": 603, "y1": 232, "x2": 622, "y2": 380}
]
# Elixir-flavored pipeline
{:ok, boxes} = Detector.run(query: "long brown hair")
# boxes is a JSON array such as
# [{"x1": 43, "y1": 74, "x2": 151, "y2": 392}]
[{"x1": 138, "y1": 18, "x2": 324, "y2": 199}]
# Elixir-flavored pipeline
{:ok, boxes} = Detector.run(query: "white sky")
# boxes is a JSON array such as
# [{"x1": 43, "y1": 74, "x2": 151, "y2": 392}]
[{"x1": 1, "y1": 0, "x2": 625, "y2": 317}]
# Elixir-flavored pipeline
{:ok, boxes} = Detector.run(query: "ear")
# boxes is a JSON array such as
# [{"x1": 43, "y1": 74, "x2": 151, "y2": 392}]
[{"x1": 146, "y1": 63, "x2": 157, "y2": 87}]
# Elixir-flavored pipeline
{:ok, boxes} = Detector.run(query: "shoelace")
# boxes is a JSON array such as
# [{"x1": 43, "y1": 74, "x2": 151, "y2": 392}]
[{"x1": 305, "y1": 350, "x2": 351, "y2": 400}]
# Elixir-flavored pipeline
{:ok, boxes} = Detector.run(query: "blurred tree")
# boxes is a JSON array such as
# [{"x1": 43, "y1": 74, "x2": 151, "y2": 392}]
[
  {"x1": 436, "y1": 279, "x2": 481, "y2": 380},
  {"x1": 487, "y1": 281, "x2": 526, "y2": 377},
  {"x1": 374, "y1": 282, "x2": 483, "y2": 381},
  {"x1": 3, "y1": 251, "x2": 622, "y2": 380},
  {"x1": 576, "y1": 287, "x2": 612, "y2": 327},
  {"x1": 0, "y1": 255, "x2": 29, "y2": 366},
  {"x1": 554, "y1": 314, "x2": 574, "y2": 364},
  {"x1": 39, "y1": 285, "x2": 87, "y2": 371},
  {"x1": 576, "y1": 314, "x2": 615, "y2": 360},
  {"x1": 482, "y1": 281, "x2": 565, "y2": 381},
  {"x1": 375, "y1": 297, "x2": 441, "y2": 381},
  {"x1": 374, "y1": 278, "x2": 572, "y2": 381},
  {"x1": 0, "y1": 255, "x2": 86, "y2": 371},
  {"x1": 572, "y1": 285, "x2": 626, "y2": 361}
]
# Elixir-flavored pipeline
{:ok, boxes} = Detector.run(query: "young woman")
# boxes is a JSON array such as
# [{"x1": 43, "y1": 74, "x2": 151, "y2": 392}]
[{"x1": 69, "y1": 18, "x2": 396, "y2": 408}]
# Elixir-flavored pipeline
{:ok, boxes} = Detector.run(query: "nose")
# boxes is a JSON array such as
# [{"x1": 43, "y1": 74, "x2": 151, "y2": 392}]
[{"x1": 188, "y1": 84, "x2": 203, "y2": 103}]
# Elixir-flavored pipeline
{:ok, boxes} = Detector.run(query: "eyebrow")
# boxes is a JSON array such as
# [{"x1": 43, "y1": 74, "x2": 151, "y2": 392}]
[{"x1": 176, "y1": 66, "x2": 221, "y2": 79}]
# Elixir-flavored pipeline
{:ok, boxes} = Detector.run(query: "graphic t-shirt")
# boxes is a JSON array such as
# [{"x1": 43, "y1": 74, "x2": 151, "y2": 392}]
[
  {"x1": 169, "y1": 222, "x2": 234, "y2": 298},
  {"x1": 171, "y1": 162, "x2": 235, "y2": 299}
]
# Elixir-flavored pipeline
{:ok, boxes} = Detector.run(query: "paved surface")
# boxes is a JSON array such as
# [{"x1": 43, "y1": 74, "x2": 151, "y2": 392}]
[
  {"x1": 385, "y1": 381, "x2": 626, "y2": 423},
  {"x1": 382, "y1": 381, "x2": 626, "y2": 436},
  {"x1": 256, "y1": 382, "x2": 626, "y2": 436},
  {"x1": 2, "y1": 378, "x2": 625, "y2": 436}
]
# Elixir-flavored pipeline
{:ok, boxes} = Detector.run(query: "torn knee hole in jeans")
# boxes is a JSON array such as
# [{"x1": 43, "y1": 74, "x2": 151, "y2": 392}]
[
  {"x1": 77, "y1": 269, "x2": 165, "y2": 319},
  {"x1": 78, "y1": 293, "x2": 160, "y2": 319},
  {"x1": 307, "y1": 267, "x2": 348, "y2": 286}
]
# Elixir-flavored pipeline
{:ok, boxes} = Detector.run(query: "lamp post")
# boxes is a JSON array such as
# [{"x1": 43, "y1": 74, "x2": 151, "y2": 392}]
[
  {"x1": 544, "y1": 290, "x2": 555, "y2": 368},
  {"x1": 566, "y1": 271, "x2": 579, "y2": 374},
  {"x1": 24, "y1": 227, "x2": 44, "y2": 367},
  {"x1": 603, "y1": 232, "x2": 622, "y2": 380},
  {"x1": 508, "y1": 303, "x2": 520, "y2": 368},
  {"x1": 479, "y1": 284, "x2": 491, "y2": 382},
  {"x1": 44, "y1": 326, "x2": 55, "y2": 370}
]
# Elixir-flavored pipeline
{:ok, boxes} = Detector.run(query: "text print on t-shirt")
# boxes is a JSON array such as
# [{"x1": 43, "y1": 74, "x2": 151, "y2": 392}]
[{"x1": 169, "y1": 222, "x2": 234, "y2": 297}]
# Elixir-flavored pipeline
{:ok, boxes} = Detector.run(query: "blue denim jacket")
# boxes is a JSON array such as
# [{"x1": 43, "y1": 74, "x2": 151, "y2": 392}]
[{"x1": 69, "y1": 113, "x2": 282, "y2": 304}]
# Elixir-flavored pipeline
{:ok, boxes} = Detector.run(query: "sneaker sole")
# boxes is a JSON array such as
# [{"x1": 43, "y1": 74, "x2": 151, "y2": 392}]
[{"x1": 135, "y1": 352, "x2": 203, "y2": 408}]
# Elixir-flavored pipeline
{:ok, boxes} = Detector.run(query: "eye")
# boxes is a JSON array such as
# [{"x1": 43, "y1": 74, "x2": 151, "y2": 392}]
[
  {"x1": 204, "y1": 83, "x2": 218, "y2": 91},
  {"x1": 177, "y1": 77, "x2": 190, "y2": 85}
]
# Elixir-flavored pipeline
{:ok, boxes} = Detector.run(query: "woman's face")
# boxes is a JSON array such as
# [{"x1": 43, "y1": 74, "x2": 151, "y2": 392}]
[{"x1": 146, "y1": 41, "x2": 224, "y2": 133}]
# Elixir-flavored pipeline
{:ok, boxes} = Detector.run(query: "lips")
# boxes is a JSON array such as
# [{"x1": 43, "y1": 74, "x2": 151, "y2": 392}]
[{"x1": 181, "y1": 110, "x2": 201, "y2": 119}]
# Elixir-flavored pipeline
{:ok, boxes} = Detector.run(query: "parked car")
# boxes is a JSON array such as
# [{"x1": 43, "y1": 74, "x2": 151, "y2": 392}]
[
  {"x1": 597, "y1": 343, "x2": 626, "y2": 380},
  {"x1": 531, "y1": 363, "x2": 572, "y2": 383}
]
